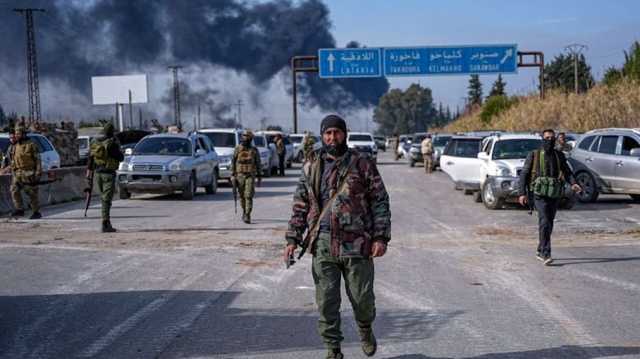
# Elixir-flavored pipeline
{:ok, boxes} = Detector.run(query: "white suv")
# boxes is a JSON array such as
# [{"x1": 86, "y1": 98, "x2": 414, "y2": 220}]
[
  {"x1": 0, "y1": 132, "x2": 61, "y2": 171},
  {"x1": 347, "y1": 132, "x2": 377, "y2": 160}
]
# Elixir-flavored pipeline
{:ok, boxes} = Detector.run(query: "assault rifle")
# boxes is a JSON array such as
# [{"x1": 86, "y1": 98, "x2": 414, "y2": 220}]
[{"x1": 84, "y1": 170, "x2": 94, "y2": 217}]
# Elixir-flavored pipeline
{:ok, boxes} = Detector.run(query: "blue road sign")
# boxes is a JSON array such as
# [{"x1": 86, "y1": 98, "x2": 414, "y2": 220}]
[
  {"x1": 383, "y1": 44, "x2": 518, "y2": 76},
  {"x1": 318, "y1": 48, "x2": 382, "y2": 78}
]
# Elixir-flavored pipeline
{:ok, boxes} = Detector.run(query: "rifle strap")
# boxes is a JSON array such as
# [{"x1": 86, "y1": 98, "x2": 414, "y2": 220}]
[{"x1": 299, "y1": 155, "x2": 358, "y2": 259}]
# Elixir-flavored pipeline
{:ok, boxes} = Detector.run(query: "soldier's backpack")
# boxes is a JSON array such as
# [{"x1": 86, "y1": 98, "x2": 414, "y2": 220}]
[
  {"x1": 530, "y1": 150, "x2": 564, "y2": 199},
  {"x1": 91, "y1": 138, "x2": 119, "y2": 171}
]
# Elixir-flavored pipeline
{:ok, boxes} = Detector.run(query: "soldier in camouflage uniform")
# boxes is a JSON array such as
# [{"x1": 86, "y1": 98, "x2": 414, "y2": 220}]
[
  {"x1": 302, "y1": 131, "x2": 317, "y2": 161},
  {"x1": 232, "y1": 130, "x2": 262, "y2": 224},
  {"x1": 284, "y1": 115, "x2": 391, "y2": 359},
  {"x1": 9, "y1": 126, "x2": 42, "y2": 219},
  {"x1": 87, "y1": 123, "x2": 124, "y2": 233}
]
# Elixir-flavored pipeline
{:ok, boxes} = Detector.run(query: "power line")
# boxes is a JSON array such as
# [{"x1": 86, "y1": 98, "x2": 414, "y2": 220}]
[
  {"x1": 565, "y1": 43, "x2": 588, "y2": 94},
  {"x1": 14, "y1": 8, "x2": 45, "y2": 125},
  {"x1": 168, "y1": 65, "x2": 183, "y2": 128}
]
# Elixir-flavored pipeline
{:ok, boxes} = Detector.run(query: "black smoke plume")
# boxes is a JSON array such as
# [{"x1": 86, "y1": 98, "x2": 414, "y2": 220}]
[{"x1": 0, "y1": 0, "x2": 389, "y2": 121}]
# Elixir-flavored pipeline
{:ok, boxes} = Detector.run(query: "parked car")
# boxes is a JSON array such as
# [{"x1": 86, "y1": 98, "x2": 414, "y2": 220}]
[
  {"x1": 258, "y1": 131, "x2": 294, "y2": 170},
  {"x1": 374, "y1": 136, "x2": 386, "y2": 152},
  {"x1": 77, "y1": 135, "x2": 92, "y2": 166},
  {"x1": 569, "y1": 128, "x2": 640, "y2": 203},
  {"x1": 289, "y1": 133, "x2": 305, "y2": 162},
  {"x1": 347, "y1": 132, "x2": 378, "y2": 160},
  {"x1": 431, "y1": 133, "x2": 453, "y2": 169},
  {"x1": 199, "y1": 128, "x2": 243, "y2": 181},
  {"x1": 0, "y1": 132, "x2": 61, "y2": 171},
  {"x1": 117, "y1": 133, "x2": 219, "y2": 200},
  {"x1": 477, "y1": 134, "x2": 554, "y2": 209},
  {"x1": 408, "y1": 132, "x2": 429, "y2": 167},
  {"x1": 440, "y1": 136, "x2": 483, "y2": 192},
  {"x1": 252, "y1": 133, "x2": 274, "y2": 177},
  {"x1": 397, "y1": 135, "x2": 412, "y2": 159}
]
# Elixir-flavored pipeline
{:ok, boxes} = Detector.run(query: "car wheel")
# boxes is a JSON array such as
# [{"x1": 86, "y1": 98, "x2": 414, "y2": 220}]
[
  {"x1": 263, "y1": 166, "x2": 272, "y2": 178},
  {"x1": 270, "y1": 166, "x2": 277, "y2": 176},
  {"x1": 119, "y1": 186, "x2": 131, "y2": 200},
  {"x1": 463, "y1": 189, "x2": 474, "y2": 195},
  {"x1": 630, "y1": 194, "x2": 640, "y2": 202},
  {"x1": 559, "y1": 195, "x2": 576, "y2": 210},
  {"x1": 482, "y1": 182, "x2": 503, "y2": 210},
  {"x1": 286, "y1": 160, "x2": 292, "y2": 169},
  {"x1": 205, "y1": 169, "x2": 218, "y2": 194},
  {"x1": 409, "y1": 160, "x2": 415, "y2": 167},
  {"x1": 182, "y1": 174, "x2": 196, "y2": 200},
  {"x1": 473, "y1": 191, "x2": 482, "y2": 203},
  {"x1": 296, "y1": 151, "x2": 304, "y2": 162},
  {"x1": 575, "y1": 171, "x2": 599, "y2": 203}
]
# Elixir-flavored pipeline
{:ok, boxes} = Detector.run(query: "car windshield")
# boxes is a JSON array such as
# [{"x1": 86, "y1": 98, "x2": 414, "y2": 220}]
[
  {"x1": 254, "y1": 137, "x2": 266, "y2": 147},
  {"x1": 0, "y1": 138, "x2": 9, "y2": 153},
  {"x1": 413, "y1": 135, "x2": 426, "y2": 143},
  {"x1": 492, "y1": 139, "x2": 541, "y2": 160},
  {"x1": 78, "y1": 138, "x2": 89, "y2": 149},
  {"x1": 134, "y1": 138, "x2": 192, "y2": 156},
  {"x1": 349, "y1": 134, "x2": 373, "y2": 142},
  {"x1": 433, "y1": 136, "x2": 451, "y2": 146},
  {"x1": 445, "y1": 139, "x2": 481, "y2": 158},
  {"x1": 290, "y1": 136, "x2": 303, "y2": 144},
  {"x1": 202, "y1": 132, "x2": 236, "y2": 148}
]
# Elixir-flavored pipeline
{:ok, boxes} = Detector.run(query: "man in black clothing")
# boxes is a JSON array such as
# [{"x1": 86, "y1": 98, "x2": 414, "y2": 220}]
[{"x1": 518, "y1": 129, "x2": 582, "y2": 265}]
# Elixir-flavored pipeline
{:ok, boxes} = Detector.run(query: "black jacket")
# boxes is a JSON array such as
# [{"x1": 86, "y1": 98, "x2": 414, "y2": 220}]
[{"x1": 518, "y1": 149, "x2": 576, "y2": 196}]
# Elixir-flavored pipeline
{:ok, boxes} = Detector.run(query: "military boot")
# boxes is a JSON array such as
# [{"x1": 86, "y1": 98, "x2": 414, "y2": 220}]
[
  {"x1": 326, "y1": 348, "x2": 343, "y2": 359},
  {"x1": 11, "y1": 209, "x2": 25, "y2": 217},
  {"x1": 29, "y1": 211, "x2": 42, "y2": 220},
  {"x1": 359, "y1": 326, "x2": 377, "y2": 357},
  {"x1": 102, "y1": 220, "x2": 116, "y2": 233},
  {"x1": 242, "y1": 212, "x2": 251, "y2": 224}
]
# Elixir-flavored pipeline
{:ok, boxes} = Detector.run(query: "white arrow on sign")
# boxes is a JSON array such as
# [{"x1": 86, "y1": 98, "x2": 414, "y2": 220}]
[
  {"x1": 500, "y1": 49, "x2": 513, "y2": 65},
  {"x1": 327, "y1": 53, "x2": 336, "y2": 73}
]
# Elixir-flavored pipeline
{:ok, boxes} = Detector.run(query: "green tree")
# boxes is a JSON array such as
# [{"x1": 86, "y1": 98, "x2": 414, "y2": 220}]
[
  {"x1": 373, "y1": 83, "x2": 436, "y2": 135},
  {"x1": 622, "y1": 41, "x2": 640, "y2": 81},
  {"x1": 480, "y1": 95, "x2": 517, "y2": 125},
  {"x1": 543, "y1": 53, "x2": 594, "y2": 93},
  {"x1": 467, "y1": 75, "x2": 483, "y2": 106},
  {"x1": 489, "y1": 74, "x2": 507, "y2": 97},
  {"x1": 603, "y1": 67, "x2": 624, "y2": 86}
]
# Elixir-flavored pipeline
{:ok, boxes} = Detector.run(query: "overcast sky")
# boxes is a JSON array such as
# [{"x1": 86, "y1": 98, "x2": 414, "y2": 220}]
[{"x1": 324, "y1": 0, "x2": 640, "y2": 111}]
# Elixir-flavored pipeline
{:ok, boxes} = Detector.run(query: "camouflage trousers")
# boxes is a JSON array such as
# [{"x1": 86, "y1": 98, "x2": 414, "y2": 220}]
[
  {"x1": 312, "y1": 232, "x2": 376, "y2": 349},
  {"x1": 236, "y1": 174, "x2": 255, "y2": 215},
  {"x1": 10, "y1": 171, "x2": 39, "y2": 213},
  {"x1": 423, "y1": 153, "x2": 433, "y2": 173},
  {"x1": 96, "y1": 172, "x2": 115, "y2": 221}
]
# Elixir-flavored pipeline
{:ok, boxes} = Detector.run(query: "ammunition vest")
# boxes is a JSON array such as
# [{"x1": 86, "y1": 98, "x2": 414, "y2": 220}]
[
  {"x1": 91, "y1": 138, "x2": 120, "y2": 171},
  {"x1": 236, "y1": 146, "x2": 257, "y2": 174},
  {"x1": 530, "y1": 150, "x2": 564, "y2": 199},
  {"x1": 10, "y1": 140, "x2": 38, "y2": 171}
]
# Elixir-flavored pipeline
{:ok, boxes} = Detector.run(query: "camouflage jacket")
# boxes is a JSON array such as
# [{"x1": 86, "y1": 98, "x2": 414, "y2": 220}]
[
  {"x1": 231, "y1": 144, "x2": 261, "y2": 177},
  {"x1": 10, "y1": 139, "x2": 41, "y2": 174},
  {"x1": 286, "y1": 149, "x2": 391, "y2": 257}
]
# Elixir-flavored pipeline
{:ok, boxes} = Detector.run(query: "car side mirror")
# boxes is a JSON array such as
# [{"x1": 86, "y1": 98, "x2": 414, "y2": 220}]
[
  {"x1": 477, "y1": 152, "x2": 489, "y2": 161},
  {"x1": 196, "y1": 149, "x2": 207, "y2": 157},
  {"x1": 630, "y1": 148, "x2": 640, "y2": 157},
  {"x1": 125, "y1": 148, "x2": 133, "y2": 156}
]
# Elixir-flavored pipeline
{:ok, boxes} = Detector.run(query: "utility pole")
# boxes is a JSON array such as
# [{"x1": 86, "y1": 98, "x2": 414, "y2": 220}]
[
  {"x1": 565, "y1": 44, "x2": 588, "y2": 94},
  {"x1": 197, "y1": 103, "x2": 201, "y2": 130},
  {"x1": 128, "y1": 89, "x2": 133, "y2": 129},
  {"x1": 235, "y1": 100, "x2": 243, "y2": 127},
  {"x1": 14, "y1": 8, "x2": 45, "y2": 125},
  {"x1": 168, "y1": 65, "x2": 183, "y2": 128}
]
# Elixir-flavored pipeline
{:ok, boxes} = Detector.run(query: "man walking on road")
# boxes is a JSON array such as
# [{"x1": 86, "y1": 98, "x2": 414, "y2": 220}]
[
  {"x1": 275, "y1": 133, "x2": 286, "y2": 176},
  {"x1": 284, "y1": 114, "x2": 391, "y2": 359},
  {"x1": 390, "y1": 133, "x2": 400, "y2": 161},
  {"x1": 9, "y1": 126, "x2": 42, "y2": 219},
  {"x1": 87, "y1": 123, "x2": 124, "y2": 233},
  {"x1": 421, "y1": 134, "x2": 434, "y2": 174},
  {"x1": 232, "y1": 130, "x2": 261, "y2": 224},
  {"x1": 518, "y1": 129, "x2": 582, "y2": 265}
]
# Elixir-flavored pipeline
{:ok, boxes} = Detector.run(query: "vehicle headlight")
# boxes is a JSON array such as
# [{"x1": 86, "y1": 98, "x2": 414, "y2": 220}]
[
  {"x1": 169, "y1": 161, "x2": 185, "y2": 171},
  {"x1": 118, "y1": 162, "x2": 129, "y2": 171},
  {"x1": 410, "y1": 147, "x2": 419, "y2": 153},
  {"x1": 495, "y1": 166, "x2": 511, "y2": 177},
  {"x1": 219, "y1": 155, "x2": 231, "y2": 164}
]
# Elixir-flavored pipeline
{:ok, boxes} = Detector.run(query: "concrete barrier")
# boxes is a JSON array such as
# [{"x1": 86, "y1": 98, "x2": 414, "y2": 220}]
[{"x1": 0, "y1": 167, "x2": 101, "y2": 215}]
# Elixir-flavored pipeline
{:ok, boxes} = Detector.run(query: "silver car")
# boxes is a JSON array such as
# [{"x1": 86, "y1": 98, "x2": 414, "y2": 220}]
[
  {"x1": 117, "y1": 133, "x2": 219, "y2": 200},
  {"x1": 569, "y1": 128, "x2": 640, "y2": 202}
]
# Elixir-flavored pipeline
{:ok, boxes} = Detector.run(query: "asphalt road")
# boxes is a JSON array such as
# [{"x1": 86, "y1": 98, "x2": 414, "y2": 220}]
[{"x1": 1, "y1": 152, "x2": 639, "y2": 358}]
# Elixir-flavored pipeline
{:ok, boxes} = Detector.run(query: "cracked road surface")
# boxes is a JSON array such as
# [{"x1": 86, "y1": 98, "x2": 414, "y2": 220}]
[{"x1": 1, "y1": 152, "x2": 639, "y2": 358}]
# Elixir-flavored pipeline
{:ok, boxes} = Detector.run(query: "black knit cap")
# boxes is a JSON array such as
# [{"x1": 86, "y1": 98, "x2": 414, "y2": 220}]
[{"x1": 320, "y1": 114, "x2": 347, "y2": 135}]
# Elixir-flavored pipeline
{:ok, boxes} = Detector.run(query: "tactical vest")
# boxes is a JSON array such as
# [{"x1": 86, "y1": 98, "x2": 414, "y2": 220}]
[
  {"x1": 236, "y1": 146, "x2": 257, "y2": 174},
  {"x1": 530, "y1": 150, "x2": 564, "y2": 199},
  {"x1": 91, "y1": 138, "x2": 120, "y2": 171},
  {"x1": 10, "y1": 141, "x2": 38, "y2": 171}
]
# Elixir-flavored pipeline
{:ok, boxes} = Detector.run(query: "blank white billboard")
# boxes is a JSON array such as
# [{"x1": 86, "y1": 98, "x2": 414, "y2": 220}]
[{"x1": 91, "y1": 74, "x2": 148, "y2": 105}]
